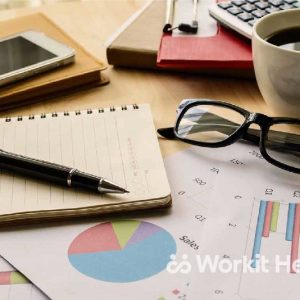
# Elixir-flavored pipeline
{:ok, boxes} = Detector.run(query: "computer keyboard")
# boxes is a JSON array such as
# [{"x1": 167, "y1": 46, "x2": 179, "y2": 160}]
[{"x1": 208, "y1": 0, "x2": 300, "y2": 39}]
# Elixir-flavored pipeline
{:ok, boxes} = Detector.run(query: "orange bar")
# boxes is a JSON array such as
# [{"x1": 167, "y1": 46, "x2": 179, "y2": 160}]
[
  {"x1": 290, "y1": 204, "x2": 300, "y2": 273},
  {"x1": 263, "y1": 201, "x2": 273, "y2": 237}
]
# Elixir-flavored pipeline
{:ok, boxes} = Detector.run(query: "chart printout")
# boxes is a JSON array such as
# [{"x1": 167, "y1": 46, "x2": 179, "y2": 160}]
[
  {"x1": 187, "y1": 141, "x2": 300, "y2": 300},
  {"x1": 0, "y1": 256, "x2": 47, "y2": 300}
]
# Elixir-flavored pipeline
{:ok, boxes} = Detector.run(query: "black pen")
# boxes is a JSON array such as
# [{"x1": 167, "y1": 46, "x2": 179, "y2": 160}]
[{"x1": 0, "y1": 149, "x2": 129, "y2": 194}]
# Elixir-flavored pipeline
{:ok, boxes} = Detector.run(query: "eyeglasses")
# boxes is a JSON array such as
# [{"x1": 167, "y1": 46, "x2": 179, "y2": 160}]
[{"x1": 158, "y1": 99, "x2": 300, "y2": 174}]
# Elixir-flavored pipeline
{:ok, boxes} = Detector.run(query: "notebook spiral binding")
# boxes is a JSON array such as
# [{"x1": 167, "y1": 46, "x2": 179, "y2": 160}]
[{"x1": 4, "y1": 104, "x2": 140, "y2": 122}]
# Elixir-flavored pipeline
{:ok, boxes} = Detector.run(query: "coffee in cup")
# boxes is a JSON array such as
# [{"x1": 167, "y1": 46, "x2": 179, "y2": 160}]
[{"x1": 252, "y1": 9, "x2": 300, "y2": 117}]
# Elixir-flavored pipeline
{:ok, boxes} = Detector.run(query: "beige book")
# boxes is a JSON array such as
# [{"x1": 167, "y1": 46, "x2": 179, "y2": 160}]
[
  {"x1": 106, "y1": 0, "x2": 165, "y2": 69},
  {"x1": 0, "y1": 104, "x2": 171, "y2": 224}
]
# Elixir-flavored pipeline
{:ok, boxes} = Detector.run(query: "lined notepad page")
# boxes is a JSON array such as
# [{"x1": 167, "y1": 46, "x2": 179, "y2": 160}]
[{"x1": 0, "y1": 104, "x2": 170, "y2": 217}]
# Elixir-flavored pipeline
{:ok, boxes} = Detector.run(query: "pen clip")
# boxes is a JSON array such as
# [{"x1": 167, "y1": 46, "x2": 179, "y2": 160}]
[{"x1": 178, "y1": 22, "x2": 198, "y2": 34}]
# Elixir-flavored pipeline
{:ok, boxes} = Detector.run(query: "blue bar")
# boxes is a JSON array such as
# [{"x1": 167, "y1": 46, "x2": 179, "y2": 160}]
[
  {"x1": 286, "y1": 203, "x2": 296, "y2": 241},
  {"x1": 251, "y1": 200, "x2": 267, "y2": 268}
]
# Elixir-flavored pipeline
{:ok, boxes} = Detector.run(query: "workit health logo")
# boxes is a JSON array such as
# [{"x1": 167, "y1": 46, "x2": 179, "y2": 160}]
[{"x1": 167, "y1": 254, "x2": 300, "y2": 274}]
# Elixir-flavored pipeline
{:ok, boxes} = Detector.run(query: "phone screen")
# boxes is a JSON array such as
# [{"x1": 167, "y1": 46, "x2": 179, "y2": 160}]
[{"x1": 0, "y1": 36, "x2": 57, "y2": 75}]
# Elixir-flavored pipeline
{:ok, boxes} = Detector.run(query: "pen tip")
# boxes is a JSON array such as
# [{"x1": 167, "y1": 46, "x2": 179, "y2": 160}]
[
  {"x1": 98, "y1": 178, "x2": 130, "y2": 194},
  {"x1": 118, "y1": 188, "x2": 129, "y2": 194}
]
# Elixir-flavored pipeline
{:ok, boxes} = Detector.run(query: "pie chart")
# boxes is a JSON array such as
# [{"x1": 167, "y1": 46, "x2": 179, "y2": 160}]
[{"x1": 68, "y1": 220, "x2": 176, "y2": 283}]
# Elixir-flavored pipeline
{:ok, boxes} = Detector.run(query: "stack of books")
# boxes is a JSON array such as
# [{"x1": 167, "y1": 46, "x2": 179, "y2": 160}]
[
  {"x1": 106, "y1": 0, "x2": 254, "y2": 78},
  {"x1": 0, "y1": 13, "x2": 108, "y2": 111}
]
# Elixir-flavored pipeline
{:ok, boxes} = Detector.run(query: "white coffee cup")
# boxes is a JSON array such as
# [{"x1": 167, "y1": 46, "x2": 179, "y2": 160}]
[{"x1": 252, "y1": 9, "x2": 300, "y2": 117}]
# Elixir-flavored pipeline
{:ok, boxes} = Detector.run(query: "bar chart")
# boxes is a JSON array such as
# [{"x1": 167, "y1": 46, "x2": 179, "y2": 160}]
[
  {"x1": 0, "y1": 256, "x2": 48, "y2": 300},
  {"x1": 0, "y1": 271, "x2": 29, "y2": 285},
  {"x1": 251, "y1": 200, "x2": 300, "y2": 273}
]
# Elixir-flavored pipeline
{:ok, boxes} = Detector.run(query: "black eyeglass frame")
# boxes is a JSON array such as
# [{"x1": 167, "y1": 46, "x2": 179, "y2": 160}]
[{"x1": 165, "y1": 99, "x2": 300, "y2": 174}]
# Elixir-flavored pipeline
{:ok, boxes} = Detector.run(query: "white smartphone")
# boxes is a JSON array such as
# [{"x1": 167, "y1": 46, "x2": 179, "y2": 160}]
[{"x1": 0, "y1": 30, "x2": 75, "y2": 87}]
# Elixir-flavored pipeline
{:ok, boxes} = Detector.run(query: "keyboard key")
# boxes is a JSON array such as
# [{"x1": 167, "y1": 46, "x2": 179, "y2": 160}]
[
  {"x1": 284, "y1": 0, "x2": 297, "y2": 4},
  {"x1": 266, "y1": 6, "x2": 280, "y2": 12},
  {"x1": 268, "y1": 0, "x2": 283, "y2": 6},
  {"x1": 232, "y1": 0, "x2": 246, "y2": 6},
  {"x1": 246, "y1": 0, "x2": 259, "y2": 4},
  {"x1": 255, "y1": 1, "x2": 269, "y2": 9},
  {"x1": 238, "y1": 12, "x2": 255, "y2": 21},
  {"x1": 293, "y1": 2, "x2": 300, "y2": 7},
  {"x1": 279, "y1": 3, "x2": 294, "y2": 8},
  {"x1": 252, "y1": 9, "x2": 267, "y2": 17},
  {"x1": 218, "y1": 2, "x2": 233, "y2": 9},
  {"x1": 248, "y1": 18, "x2": 258, "y2": 26},
  {"x1": 228, "y1": 6, "x2": 243, "y2": 14},
  {"x1": 242, "y1": 3, "x2": 257, "y2": 11}
]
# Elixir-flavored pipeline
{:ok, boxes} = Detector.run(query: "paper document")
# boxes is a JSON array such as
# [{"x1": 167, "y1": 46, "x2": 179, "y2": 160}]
[
  {"x1": 0, "y1": 256, "x2": 47, "y2": 300},
  {"x1": 187, "y1": 142, "x2": 300, "y2": 299}
]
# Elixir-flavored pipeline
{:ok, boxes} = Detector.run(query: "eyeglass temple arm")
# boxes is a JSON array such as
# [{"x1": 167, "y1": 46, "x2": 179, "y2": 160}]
[
  {"x1": 243, "y1": 128, "x2": 298, "y2": 152},
  {"x1": 157, "y1": 127, "x2": 177, "y2": 139},
  {"x1": 205, "y1": 113, "x2": 299, "y2": 148}
]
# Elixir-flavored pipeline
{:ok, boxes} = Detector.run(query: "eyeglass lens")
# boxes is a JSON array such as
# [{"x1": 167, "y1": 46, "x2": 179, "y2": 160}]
[
  {"x1": 266, "y1": 123, "x2": 300, "y2": 169},
  {"x1": 176, "y1": 104, "x2": 246, "y2": 143}
]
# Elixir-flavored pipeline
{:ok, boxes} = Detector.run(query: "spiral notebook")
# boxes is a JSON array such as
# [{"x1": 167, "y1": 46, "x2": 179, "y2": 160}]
[{"x1": 0, "y1": 104, "x2": 171, "y2": 224}]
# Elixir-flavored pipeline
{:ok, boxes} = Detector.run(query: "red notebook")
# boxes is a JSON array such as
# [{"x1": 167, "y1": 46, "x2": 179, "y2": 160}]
[{"x1": 157, "y1": 24, "x2": 253, "y2": 70}]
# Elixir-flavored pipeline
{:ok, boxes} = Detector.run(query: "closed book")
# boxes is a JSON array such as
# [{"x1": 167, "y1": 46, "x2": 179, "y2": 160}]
[{"x1": 106, "y1": 1, "x2": 165, "y2": 70}]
